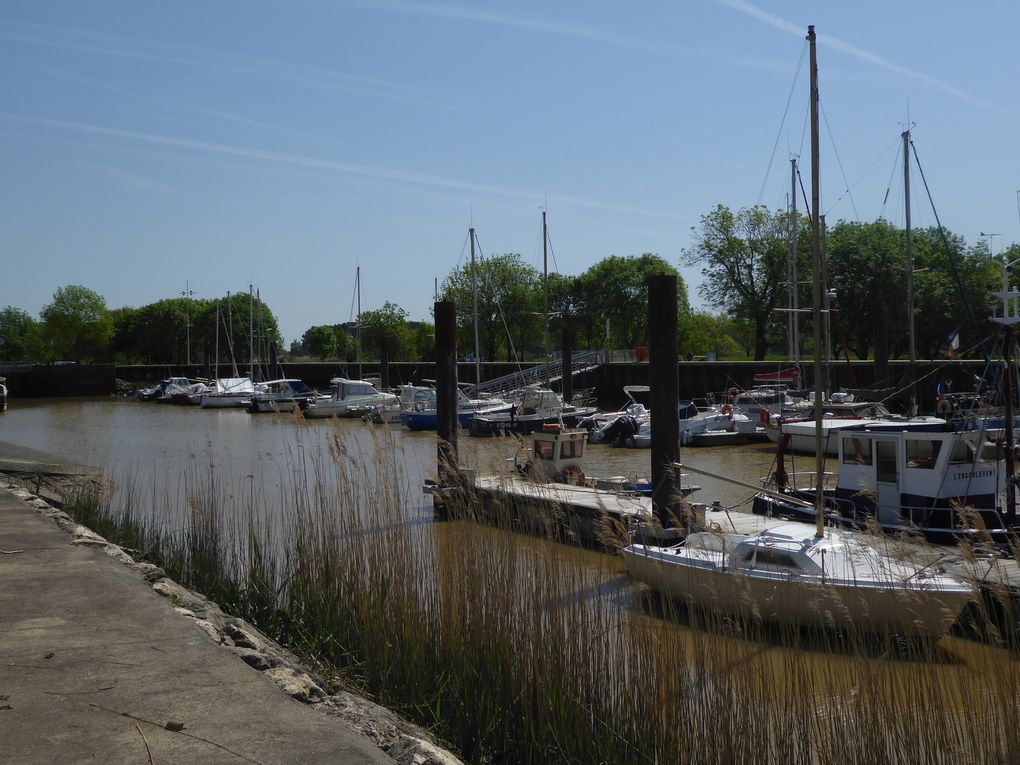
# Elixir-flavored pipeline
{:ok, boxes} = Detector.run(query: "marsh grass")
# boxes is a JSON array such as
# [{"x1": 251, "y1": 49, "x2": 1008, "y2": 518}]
[{"x1": 58, "y1": 423, "x2": 1020, "y2": 764}]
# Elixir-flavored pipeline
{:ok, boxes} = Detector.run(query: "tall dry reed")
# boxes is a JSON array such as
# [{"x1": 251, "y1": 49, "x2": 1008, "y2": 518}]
[{"x1": 60, "y1": 422, "x2": 1020, "y2": 764}]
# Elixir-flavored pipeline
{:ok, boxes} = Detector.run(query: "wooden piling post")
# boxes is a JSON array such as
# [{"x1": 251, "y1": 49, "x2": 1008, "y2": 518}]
[
  {"x1": 435, "y1": 301, "x2": 459, "y2": 502},
  {"x1": 648, "y1": 275, "x2": 680, "y2": 527}
]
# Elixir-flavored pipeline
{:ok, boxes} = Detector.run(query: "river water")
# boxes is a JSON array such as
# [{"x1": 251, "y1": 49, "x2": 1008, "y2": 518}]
[
  {"x1": 0, "y1": 397, "x2": 789, "y2": 507},
  {"x1": 1, "y1": 397, "x2": 1014, "y2": 726}
]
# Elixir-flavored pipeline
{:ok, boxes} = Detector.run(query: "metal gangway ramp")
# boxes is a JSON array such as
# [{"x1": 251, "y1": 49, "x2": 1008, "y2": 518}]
[{"x1": 468, "y1": 350, "x2": 601, "y2": 400}]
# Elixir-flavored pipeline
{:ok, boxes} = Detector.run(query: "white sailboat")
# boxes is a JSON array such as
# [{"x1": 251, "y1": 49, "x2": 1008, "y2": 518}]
[{"x1": 622, "y1": 26, "x2": 975, "y2": 637}]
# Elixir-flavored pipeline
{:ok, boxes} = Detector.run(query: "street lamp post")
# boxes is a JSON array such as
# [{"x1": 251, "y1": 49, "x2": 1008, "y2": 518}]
[
  {"x1": 181, "y1": 281, "x2": 194, "y2": 366},
  {"x1": 981, "y1": 231, "x2": 1001, "y2": 257}
]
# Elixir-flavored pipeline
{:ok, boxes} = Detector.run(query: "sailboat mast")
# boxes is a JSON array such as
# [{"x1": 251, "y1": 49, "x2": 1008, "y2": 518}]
[
  {"x1": 356, "y1": 265, "x2": 362, "y2": 381},
  {"x1": 470, "y1": 227, "x2": 481, "y2": 388},
  {"x1": 543, "y1": 210, "x2": 549, "y2": 361},
  {"x1": 248, "y1": 284, "x2": 254, "y2": 382},
  {"x1": 808, "y1": 24, "x2": 825, "y2": 539},
  {"x1": 214, "y1": 303, "x2": 220, "y2": 380},
  {"x1": 790, "y1": 158, "x2": 799, "y2": 363},
  {"x1": 903, "y1": 128, "x2": 917, "y2": 415}
]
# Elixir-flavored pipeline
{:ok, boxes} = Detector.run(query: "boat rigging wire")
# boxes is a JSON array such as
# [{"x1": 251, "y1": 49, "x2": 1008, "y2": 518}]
[
  {"x1": 819, "y1": 100, "x2": 857, "y2": 220},
  {"x1": 909, "y1": 138, "x2": 990, "y2": 366},
  {"x1": 756, "y1": 40, "x2": 808, "y2": 207},
  {"x1": 455, "y1": 229, "x2": 470, "y2": 270},
  {"x1": 471, "y1": 232, "x2": 525, "y2": 373},
  {"x1": 880, "y1": 140, "x2": 902, "y2": 216}
]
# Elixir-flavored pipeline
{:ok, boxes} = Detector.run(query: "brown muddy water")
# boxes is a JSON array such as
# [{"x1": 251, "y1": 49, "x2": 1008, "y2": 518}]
[{"x1": 2, "y1": 397, "x2": 1017, "y2": 705}]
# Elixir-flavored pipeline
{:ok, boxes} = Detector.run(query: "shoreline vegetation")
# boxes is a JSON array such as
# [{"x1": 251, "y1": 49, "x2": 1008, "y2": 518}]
[{"x1": 40, "y1": 423, "x2": 1020, "y2": 764}]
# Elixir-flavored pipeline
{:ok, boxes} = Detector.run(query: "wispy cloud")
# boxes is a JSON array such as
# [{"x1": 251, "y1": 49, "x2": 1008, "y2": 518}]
[
  {"x1": 0, "y1": 113, "x2": 680, "y2": 220},
  {"x1": 717, "y1": 0, "x2": 1001, "y2": 113},
  {"x1": 0, "y1": 20, "x2": 446, "y2": 109},
  {"x1": 21, "y1": 62, "x2": 352, "y2": 149},
  {"x1": 348, "y1": 0, "x2": 670, "y2": 54},
  {"x1": 92, "y1": 164, "x2": 172, "y2": 194}
]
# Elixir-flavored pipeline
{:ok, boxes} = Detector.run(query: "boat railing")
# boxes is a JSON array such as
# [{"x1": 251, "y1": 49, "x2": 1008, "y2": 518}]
[
  {"x1": 469, "y1": 351, "x2": 601, "y2": 399},
  {"x1": 780, "y1": 470, "x2": 837, "y2": 493}
]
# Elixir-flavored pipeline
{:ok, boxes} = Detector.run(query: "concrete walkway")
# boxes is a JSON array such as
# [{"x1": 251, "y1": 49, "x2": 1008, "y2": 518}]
[{"x1": 0, "y1": 484, "x2": 395, "y2": 764}]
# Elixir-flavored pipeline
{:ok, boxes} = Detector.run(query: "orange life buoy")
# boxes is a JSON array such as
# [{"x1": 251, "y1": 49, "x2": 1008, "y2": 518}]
[{"x1": 561, "y1": 466, "x2": 586, "y2": 486}]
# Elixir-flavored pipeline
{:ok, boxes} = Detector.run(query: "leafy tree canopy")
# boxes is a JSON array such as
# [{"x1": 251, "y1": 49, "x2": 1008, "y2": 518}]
[
  {"x1": 0, "y1": 306, "x2": 40, "y2": 362},
  {"x1": 440, "y1": 253, "x2": 541, "y2": 361},
  {"x1": 575, "y1": 254, "x2": 686, "y2": 350},
  {"x1": 40, "y1": 285, "x2": 114, "y2": 363},
  {"x1": 683, "y1": 205, "x2": 791, "y2": 360}
]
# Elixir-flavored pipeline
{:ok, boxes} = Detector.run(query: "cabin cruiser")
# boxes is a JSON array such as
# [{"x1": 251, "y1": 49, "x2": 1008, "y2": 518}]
[
  {"x1": 587, "y1": 398, "x2": 758, "y2": 448},
  {"x1": 752, "y1": 421, "x2": 1013, "y2": 544},
  {"x1": 248, "y1": 378, "x2": 318, "y2": 414},
  {"x1": 725, "y1": 385, "x2": 804, "y2": 417},
  {"x1": 0, "y1": 376, "x2": 6, "y2": 411},
  {"x1": 304, "y1": 377, "x2": 397, "y2": 419},
  {"x1": 763, "y1": 393, "x2": 942, "y2": 456},
  {"x1": 400, "y1": 386, "x2": 513, "y2": 430},
  {"x1": 144, "y1": 377, "x2": 193, "y2": 403},
  {"x1": 468, "y1": 385, "x2": 598, "y2": 436}
]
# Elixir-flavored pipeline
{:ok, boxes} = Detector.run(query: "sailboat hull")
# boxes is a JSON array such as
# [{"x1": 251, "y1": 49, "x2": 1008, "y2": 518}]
[{"x1": 624, "y1": 545, "x2": 971, "y2": 637}]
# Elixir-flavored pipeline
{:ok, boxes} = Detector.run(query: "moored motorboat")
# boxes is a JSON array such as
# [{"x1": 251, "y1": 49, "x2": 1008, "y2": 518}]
[
  {"x1": 753, "y1": 418, "x2": 1013, "y2": 544},
  {"x1": 248, "y1": 378, "x2": 318, "y2": 414},
  {"x1": 468, "y1": 385, "x2": 597, "y2": 436},
  {"x1": 587, "y1": 398, "x2": 761, "y2": 448},
  {"x1": 401, "y1": 386, "x2": 513, "y2": 430},
  {"x1": 304, "y1": 377, "x2": 397, "y2": 419}
]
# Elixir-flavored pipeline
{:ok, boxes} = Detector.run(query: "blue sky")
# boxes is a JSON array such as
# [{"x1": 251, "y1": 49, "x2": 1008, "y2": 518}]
[{"x1": 1, "y1": 1, "x2": 1017, "y2": 345}]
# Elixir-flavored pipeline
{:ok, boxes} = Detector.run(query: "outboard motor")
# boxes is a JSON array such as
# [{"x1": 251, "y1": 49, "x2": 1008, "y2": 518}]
[{"x1": 600, "y1": 415, "x2": 641, "y2": 447}]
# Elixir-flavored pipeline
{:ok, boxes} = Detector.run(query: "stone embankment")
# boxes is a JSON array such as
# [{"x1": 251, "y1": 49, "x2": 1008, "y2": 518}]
[{"x1": 0, "y1": 449, "x2": 462, "y2": 765}]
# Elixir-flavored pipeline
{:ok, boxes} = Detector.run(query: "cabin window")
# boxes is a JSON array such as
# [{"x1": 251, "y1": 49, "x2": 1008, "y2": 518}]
[
  {"x1": 842, "y1": 437, "x2": 872, "y2": 465},
  {"x1": 906, "y1": 439, "x2": 941, "y2": 469},
  {"x1": 560, "y1": 439, "x2": 583, "y2": 460},
  {"x1": 534, "y1": 441, "x2": 554, "y2": 460},
  {"x1": 949, "y1": 439, "x2": 977, "y2": 465},
  {"x1": 743, "y1": 549, "x2": 800, "y2": 570}
]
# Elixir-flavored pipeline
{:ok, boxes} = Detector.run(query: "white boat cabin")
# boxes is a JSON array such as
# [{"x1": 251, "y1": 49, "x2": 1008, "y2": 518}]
[
  {"x1": 329, "y1": 377, "x2": 384, "y2": 401},
  {"x1": 836, "y1": 424, "x2": 1003, "y2": 527},
  {"x1": 522, "y1": 426, "x2": 588, "y2": 483}
]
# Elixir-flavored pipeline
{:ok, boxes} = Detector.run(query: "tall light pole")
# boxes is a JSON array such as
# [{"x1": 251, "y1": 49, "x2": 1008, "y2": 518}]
[
  {"x1": 981, "y1": 231, "x2": 1001, "y2": 257},
  {"x1": 181, "y1": 280, "x2": 194, "y2": 365}
]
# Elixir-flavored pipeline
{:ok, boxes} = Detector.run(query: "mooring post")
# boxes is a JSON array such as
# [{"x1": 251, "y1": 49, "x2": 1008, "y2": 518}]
[
  {"x1": 435, "y1": 301, "x2": 459, "y2": 499},
  {"x1": 648, "y1": 275, "x2": 680, "y2": 527},
  {"x1": 560, "y1": 317, "x2": 573, "y2": 406}
]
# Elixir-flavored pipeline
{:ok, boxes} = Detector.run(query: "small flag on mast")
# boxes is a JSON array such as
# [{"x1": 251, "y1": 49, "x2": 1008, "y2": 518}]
[{"x1": 947, "y1": 327, "x2": 961, "y2": 359}]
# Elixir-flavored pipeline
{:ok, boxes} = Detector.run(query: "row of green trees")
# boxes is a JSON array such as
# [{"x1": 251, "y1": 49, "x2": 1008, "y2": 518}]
[
  {"x1": 3, "y1": 208, "x2": 1015, "y2": 366},
  {"x1": 0, "y1": 286, "x2": 282, "y2": 366},
  {"x1": 685, "y1": 205, "x2": 1016, "y2": 363},
  {"x1": 288, "y1": 253, "x2": 738, "y2": 363},
  {"x1": 291, "y1": 210, "x2": 1014, "y2": 366}
]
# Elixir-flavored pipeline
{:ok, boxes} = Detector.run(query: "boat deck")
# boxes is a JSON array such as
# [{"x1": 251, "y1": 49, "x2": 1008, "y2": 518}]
[{"x1": 472, "y1": 473, "x2": 655, "y2": 520}]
